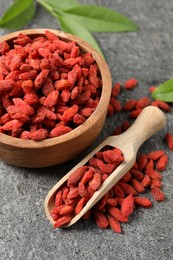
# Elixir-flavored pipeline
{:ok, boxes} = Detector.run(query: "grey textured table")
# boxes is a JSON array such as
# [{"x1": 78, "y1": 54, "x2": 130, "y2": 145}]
[{"x1": 0, "y1": 1, "x2": 173, "y2": 260}]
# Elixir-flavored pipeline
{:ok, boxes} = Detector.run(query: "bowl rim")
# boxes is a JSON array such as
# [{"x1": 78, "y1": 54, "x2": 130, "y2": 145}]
[{"x1": 0, "y1": 28, "x2": 112, "y2": 149}]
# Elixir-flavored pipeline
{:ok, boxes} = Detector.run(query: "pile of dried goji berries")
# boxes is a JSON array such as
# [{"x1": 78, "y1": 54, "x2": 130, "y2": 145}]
[
  {"x1": 51, "y1": 147, "x2": 168, "y2": 233},
  {"x1": 0, "y1": 31, "x2": 102, "y2": 140}
]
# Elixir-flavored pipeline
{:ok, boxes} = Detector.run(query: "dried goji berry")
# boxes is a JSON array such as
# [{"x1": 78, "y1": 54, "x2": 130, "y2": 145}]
[
  {"x1": 124, "y1": 78, "x2": 138, "y2": 90},
  {"x1": 153, "y1": 100, "x2": 171, "y2": 112},
  {"x1": 89, "y1": 172, "x2": 102, "y2": 191},
  {"x1": 106, "y1": 198, "x2": 117, "y2": 207},
  {"x1": 131, "y1": 178, "x2": 145, "y2": 193},
  {"x1": 0, "y1": 80, "x2": 15, "y2": 91},
  {"x1": 147, "y1": 150, "x2": 165, "y2": 161},
  {"x1": 44, "y1": 90, "x2": 59, "y2": 108},
  {"x1": 146, "y1": 159, "x2": 154, "y2": 170},
  {"x1": 49, "y1": 125, "x2": 72, "y2": 137},
  {"x1": 2, "y1": 119, "x2": 23, "y2": 130},
  {"x1": 121, "y1": 194, "x2": 134, "y2": 217},
  {"x1": 67, "y1": 187, "x2": 79, "y2": 199},
  {"x1": 134, "y1": 197, "x2": 152, "y2": 208},
  {"x1": 75, "y1": 197, "x2": 86, "y2": 214},
  {"x1": 113, "y1": 184, "x2": 125, "y2": 198},
  {"x1": 136, "y1": 97, "x2": 151, "y2": 109},
  {"x1": 118, "y1": 182, "x2": 138, "y2": 195},
  {"x1": 120, "y1": 171, "x2": 132, "y2": 183},
  {"x1": 80, "y1": 169, "x2": 94, "y2": 185},
  {"x1": 151, "y1": 186, "x2": 165, "y2": 201},
  {"x1": 95, "y1": 193, "x2": 109, "y2": 211},
  {"x1": 141, "y1": 175, "x2": 151, "y2": 188},
  {"x1": 61, "y1": 104, "x2": 79, "y2": 123},
  {"x1": 123, "y1": 99, "x2": 137, "y2": 111},
  {"x1": 67, "y1": 166, "x2": 88, "y2": 187},
  {"x1": 108, "y1": 207, "x2": 128, "y2": 222},
  {"x1": 93, "y1": 210, "x2": 109, "y2": 229},
  {"x1": 13, "y1": 98, "x2": 35, "y2": 116},
  {"x1": 111, "y1": 82, "x2": 121, "y2": 97},
  {"x1": 55, "y1": 190, "x2": 63, "y2": 207},
  {"x1": 78, "y1": 182, "x2": 88, "y2": 198},
  {"x1": 145, "y1": 169, "x2": 162, "y2": 181},
  {"x1": 149, "y1": 86, "x2": 157, "y2": 92},
  {"x1": 107, "y1": 214, "x2": 121, "y2": 233},
  {"x1": 130, "y1": 169, "x2": 144, "y2": 181},
  {"x1": 156, "y1": 154, "x2": 168, "y2": 171},
  {"x1": 30, "y1": 128, "x2": 48, "y2": 141},
  {"x1": 129, "y1": 109, "x2": 142, "y2": 118},
  {"x1": 166, "y1": 133, "x2": 173, "y2": 151},
  {"x1": 110, "y1": 98, "x2": 122, "y2": 112},
  {"x1": 54, "y1": 215, "x2": 73, "y2": 228},
  {"x1": 102, "y1": 148, "x2": 124, "y2": 164},
  {"x1": 137, "y1": 154, "x2": 148, "y2": 171},
  {"x1": 59, "y1": 205, "x2": 74, "y2": 215},
  {"x1": 150, "y1": 180, "x2": 162, "y2": 188}
]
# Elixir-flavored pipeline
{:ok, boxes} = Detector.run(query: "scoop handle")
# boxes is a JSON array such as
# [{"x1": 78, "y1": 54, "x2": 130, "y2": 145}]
[{"x1": 119, "y1": 106, "x2": 166, "y2": 150}]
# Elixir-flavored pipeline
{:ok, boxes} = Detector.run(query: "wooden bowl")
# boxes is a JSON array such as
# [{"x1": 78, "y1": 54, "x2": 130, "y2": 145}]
[{"x1": 0, "y1": 29, "x2": 112, "y2": 168}]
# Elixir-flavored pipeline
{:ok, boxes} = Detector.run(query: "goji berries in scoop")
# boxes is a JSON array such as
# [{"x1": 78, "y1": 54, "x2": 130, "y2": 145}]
[
  {"x1": 0, "y1": 31, "x2": 102, "y2": 140},
  {"x1": 51, "y1": 144, "x2": 168, "y2": 233},
  {"x1": 51, "y1": 146, "x2": 125, "y2": 229}
]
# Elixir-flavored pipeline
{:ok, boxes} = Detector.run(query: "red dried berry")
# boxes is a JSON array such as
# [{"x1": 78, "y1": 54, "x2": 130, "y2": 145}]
[
  {"x1": 156, "y1": 154, "x2": 168, "y2": 171},
  {"x1": 124, "y1": 78, "x2": 138, "y2": 90},
  {"x1": 134, "y1": 197, "x2": 152, "y2": 208},
  {"x1": 108, "y1": 207, "x2": 128, "y2": 222},
  {"x1": 141, "y1": 175, "x2": 151, "y2": 188},
  {"x1": 166, "y1": 133, "x2": 173, "y2": 151},
  {"x1": 121, "y1": 194, "x2": 134, "y2": 217},
  {"x1": 107, "y1": 214, "x2": 121, "y2": 233},
  {"x1": 93, "y1": 211, "x2": 109, "y2": 229},
  {"x1": 151, "y1": 186, "x2": 165, "y2": 201},
  {"x1": 145, "y1": 169, "x2": 162, "y2": 181},
  {"x1": 67, "y1": 166, "x2": 88, "y2": 187},
  {"x1": 136, "y1": 97, "x2": 151, "y2": 109},
  {"x1": 111, "y1": 82, "x2": 121, "y2": 97},
  {"x1": 147, "y1": 150, "x2": 165, "y2": 161},
  {"x1": 123, "y1": 99, "x2": 137, "y2": 110}
]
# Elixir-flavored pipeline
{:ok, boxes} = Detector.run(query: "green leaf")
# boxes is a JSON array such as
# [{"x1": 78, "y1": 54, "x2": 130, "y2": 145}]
[
  {"x1": 0, "y1": 0, "x2": 35, "y2": 29},
  {"x1": 63, "y1": 5, "x2": 139, "y2": 32},
  {"x1": 37, "y1": 0, "x2": 79, "y2": 11},
  {"x1": 152, "y1": 79, "x2": 173, "y2": 102},
  {"x1": 58, "y1": 15, "x2": 104, "y2": 57}
]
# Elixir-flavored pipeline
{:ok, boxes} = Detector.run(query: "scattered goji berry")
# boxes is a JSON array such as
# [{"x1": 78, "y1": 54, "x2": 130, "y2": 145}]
[
  {"x1": 141, "y1": 175, "x2": 151, "y2": 188},
  {"x1": 166, "y1": 133, "x2": 173, "y2": 151},
  {"x1": 136, "y1": 97, "x2": 151, "y2": 109},
  {"x1": 156, "y1": 154, "x2": 168, "y2": 171},
  {"x1": 93, "y1": 210, "x2": 109, "y2": 229},
  {"x1": 107, "y1": 214, "x2": 121, "y2": 233},
  {"x1": 123, "y1": 99, "x2": 137, "y2": 111},
  {"x1": 151, "y1": 186, "x2": 165, "y2": 201},
  {"x1": 124, "y1": 78, "x2": 138, "y2": 90},
  {"x1": 147, "y1": 150, "x2": 165, "y2": 160},
  {"x1": 121, "y1": 194, "x2": 134, "y2": 217},
  {"x1": 134, "y1": 197, "x2": 152, "y2": 208}
]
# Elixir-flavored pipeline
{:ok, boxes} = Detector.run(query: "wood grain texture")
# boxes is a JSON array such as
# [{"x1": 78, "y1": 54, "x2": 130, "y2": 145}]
[{"x1": 0, "y1": 29, "x2": 112, "y2": 167}]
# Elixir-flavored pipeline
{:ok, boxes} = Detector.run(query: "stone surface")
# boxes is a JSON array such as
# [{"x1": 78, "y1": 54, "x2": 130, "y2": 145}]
[{"x1": 0, "y1": 1, "x2": 173, "y2": 259}]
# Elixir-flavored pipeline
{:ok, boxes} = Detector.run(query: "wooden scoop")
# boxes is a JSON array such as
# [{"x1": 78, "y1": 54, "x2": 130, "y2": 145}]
[{"x1": 44, "y1": 106, "x2": 166, "y2": 227}]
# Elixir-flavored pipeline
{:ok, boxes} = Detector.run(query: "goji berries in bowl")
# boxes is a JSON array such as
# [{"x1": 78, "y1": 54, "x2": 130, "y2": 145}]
[{"x1": 0, "y1": 29, "x2": 111, "y2": 168}]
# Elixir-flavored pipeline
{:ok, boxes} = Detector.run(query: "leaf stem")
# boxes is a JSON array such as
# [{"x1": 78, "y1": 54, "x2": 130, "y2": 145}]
[{"x1": 36, "y1": 0, "x2": 63, "y2": 18}]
